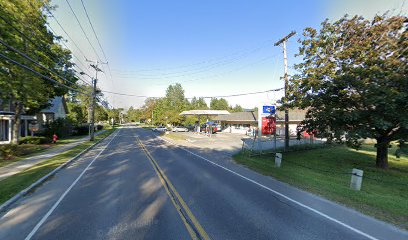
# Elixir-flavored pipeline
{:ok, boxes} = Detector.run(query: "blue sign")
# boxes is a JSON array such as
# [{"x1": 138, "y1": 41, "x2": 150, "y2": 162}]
[{"x1": 262, "y1": 105, "x2": 276, "y2": 114}]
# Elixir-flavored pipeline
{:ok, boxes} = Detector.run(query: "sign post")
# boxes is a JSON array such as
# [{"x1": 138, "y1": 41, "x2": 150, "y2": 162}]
[{"x1": 258, "y1": 104, "x2": 277, "y2": 152}]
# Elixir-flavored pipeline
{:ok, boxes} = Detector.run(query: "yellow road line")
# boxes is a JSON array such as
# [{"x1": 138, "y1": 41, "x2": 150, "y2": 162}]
[{"x1": 136, "y1": 137, "x2": 210, "y2": 240}]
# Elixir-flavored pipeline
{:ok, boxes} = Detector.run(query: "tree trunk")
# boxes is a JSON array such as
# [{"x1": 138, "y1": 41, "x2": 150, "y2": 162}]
[
  {"x1": 376, "y1": 138, "x2": 389, "y2": 169},
  {"x1": 11, "y1": 102, "x2": 23, "y2": 145}
]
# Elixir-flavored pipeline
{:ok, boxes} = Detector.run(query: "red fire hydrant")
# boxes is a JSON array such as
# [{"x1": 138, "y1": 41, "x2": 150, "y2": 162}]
[{"x1": 52, "y1": 133, "x2": 59, "y2": 144}]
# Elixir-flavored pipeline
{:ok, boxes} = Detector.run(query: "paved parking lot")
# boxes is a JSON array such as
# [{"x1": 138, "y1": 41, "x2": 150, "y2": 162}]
[
  {"x1": 164, "y1": 131, "x2": 325, "y2": 155},
  {"x1": 164, "y1": 131, "x2": 247, "y2": 156}
]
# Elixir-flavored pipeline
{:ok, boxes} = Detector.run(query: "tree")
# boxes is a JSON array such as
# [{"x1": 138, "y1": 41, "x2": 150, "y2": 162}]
[
  {"x1": 230, "y1": 104, "x2": 243, "y2": 112},
  {"x1": 190, "y1": 97, "x2": 208, "y2": 110},
  {"x1": 287, "y1": 14, "x2": 408, "y2": 168},
  {"x1": 210, "y1": 98, "x2": 229, "y2": 110},
  {"x1": 126, "y1": 106, "x2": 142, "y2": 122},
  {"x1": 0, "y1": 0, "x2": 77, "y2": 143}
]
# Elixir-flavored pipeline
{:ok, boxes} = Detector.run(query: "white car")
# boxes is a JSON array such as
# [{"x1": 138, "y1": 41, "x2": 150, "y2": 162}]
[
  {"x1": 172, "y1": 126, "x2": 188, "y2": 132},
  {"x1": 153, "y1": 126, "x2": 168, "y2": 132}
]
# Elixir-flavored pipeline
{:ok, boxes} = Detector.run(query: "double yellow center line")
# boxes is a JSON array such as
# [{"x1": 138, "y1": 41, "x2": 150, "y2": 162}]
[{"x1": 136, "y1": 137, "x2": 210, "y2": 240}]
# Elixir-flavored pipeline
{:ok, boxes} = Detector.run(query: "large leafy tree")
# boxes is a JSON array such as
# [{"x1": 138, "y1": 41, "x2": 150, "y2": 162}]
[
  {"x1": 288, "y1": 14, "x2": 408, "y2": 168},
  {"x1": 210, "y1": 98, "x2": 229, "y2": 110},
  {"x1": 0, "y1": 0, "x2": 77, "y2": 143},
  {"x1": 190, "y1": 97, "x2": 208, "y2": 110}
]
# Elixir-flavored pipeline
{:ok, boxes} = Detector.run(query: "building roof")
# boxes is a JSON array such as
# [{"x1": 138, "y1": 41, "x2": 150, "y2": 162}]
[
  {"x1": 40, "y1": 96, "x2": 68, "y2": 115},
  {"x1": 180, "y1": 110, "x2": 230, "y2": 116},
  {"x1": 213, "y1": 108, "x2": 307, "y2": 122},
  {"x1": 213, "y1": 111, "x2": 257, "y2": 122}
]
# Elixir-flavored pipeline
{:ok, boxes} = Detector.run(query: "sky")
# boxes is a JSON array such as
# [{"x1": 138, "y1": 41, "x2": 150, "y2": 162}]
[{"x1": 48, "y1": 0, "x2": 408, "y2": 109}]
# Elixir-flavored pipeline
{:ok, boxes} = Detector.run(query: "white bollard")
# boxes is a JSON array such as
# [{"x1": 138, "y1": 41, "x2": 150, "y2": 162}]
[
  {"x1": 350, "y1": 168, "x2": 364, "y2": 191},
  {"x1": 275, "y1": 153, "x2": 282, "y2": 167}
]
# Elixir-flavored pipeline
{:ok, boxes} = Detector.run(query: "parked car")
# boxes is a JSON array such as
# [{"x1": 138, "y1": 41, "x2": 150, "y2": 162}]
[
  {"x1": 172, "y1": 126, "x2": 188, "y2": 132},
  {"x1": 200, "y1": 124, "x2": 217, "y2": 134},
  {"x1": 152, "y1": 126, "x2": 168, "y2": 132}
]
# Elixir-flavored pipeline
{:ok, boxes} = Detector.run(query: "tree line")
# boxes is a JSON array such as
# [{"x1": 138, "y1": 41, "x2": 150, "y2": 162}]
[{"x1": 124, "y1": 83, "x2": 245, "y2": 125}]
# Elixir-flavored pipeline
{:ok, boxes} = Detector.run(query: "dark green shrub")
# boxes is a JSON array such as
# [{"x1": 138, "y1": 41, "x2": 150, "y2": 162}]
[
  {"x1": 19, "y1": 136, "x2": 51, "y2": 145},
  {"x1": 73, "y1": 125, "x2": 89, "y2": 136},
  {"x1": 0, "y1": 144, "x2": 20, "y2": 160},
  {"x1": 96, "y1": 124, "x2": 103, "y2": 131},
  {"x1": 42, "y1": 118, "x2": 74, "y2": 138}
]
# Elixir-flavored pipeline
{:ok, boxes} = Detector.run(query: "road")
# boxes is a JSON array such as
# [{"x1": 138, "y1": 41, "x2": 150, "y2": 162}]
[{"x1": 0, "y1": 127, "x2": 407, "y2": 240}]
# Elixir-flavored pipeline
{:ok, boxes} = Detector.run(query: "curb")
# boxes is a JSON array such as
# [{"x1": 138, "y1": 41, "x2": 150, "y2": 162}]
[{"x1": 0, "y1": 130, "x2": 115, "y2": 213}]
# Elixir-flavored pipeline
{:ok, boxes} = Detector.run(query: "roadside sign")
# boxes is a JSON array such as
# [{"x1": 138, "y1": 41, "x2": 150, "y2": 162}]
[
  {"x1": 261, "y1": 116, "x2": 276, "y2": 135},
  {"x1": 262, "y1": 105, "x2": 276, "y2": 114},
  {"x1": 258, "y1": 104, "x2": 277, "y2": 137}
]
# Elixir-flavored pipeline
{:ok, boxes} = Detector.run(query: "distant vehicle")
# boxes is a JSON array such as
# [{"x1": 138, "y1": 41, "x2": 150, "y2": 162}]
[
  {"x1": 200, "y1": 124, "x2": 217, "y2": 134},
  {"x1": 172, "y1": 126, "x2": 188, "y2": 132},
  {"x1": 152, "y1": 126, "x2": 168, "y2": 132}
]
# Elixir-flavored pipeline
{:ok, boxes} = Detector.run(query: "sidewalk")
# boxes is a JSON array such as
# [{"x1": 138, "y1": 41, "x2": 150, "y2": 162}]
[{"x1": 0, "y1": 131, "x2": 106, "y2": 181}]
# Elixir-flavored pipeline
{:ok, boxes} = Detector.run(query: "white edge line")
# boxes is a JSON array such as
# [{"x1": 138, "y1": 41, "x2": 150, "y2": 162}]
[
  {"x1": 25, "y1": 129, "x2": 120, "y2": 240},
  {"x1": 158, "y1": 136, "x2": 379, "y2": 240}
]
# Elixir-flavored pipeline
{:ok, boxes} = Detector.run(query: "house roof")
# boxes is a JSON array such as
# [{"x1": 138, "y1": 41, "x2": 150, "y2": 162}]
[
  {"x1": 214, "y1": 108, "x2": 307, "y2": 122},
  {"x1": 213, "y1": 111, "x2": 257, "y2": 122},
  {"x1": 40, "y1": 96, "x2": 68, "y2": 114},
  {"x1": 180, "y1": 110, "x2": 230, "y2": 116}
]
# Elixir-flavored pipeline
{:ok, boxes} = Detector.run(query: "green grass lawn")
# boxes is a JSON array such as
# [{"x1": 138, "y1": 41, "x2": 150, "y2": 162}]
[
  {"x1": 233, "y1": 144, "x2": 408, "y2": 230},
  {"x1": 164, "y1": 132, "x2": 187, "y2": 141},
  {"x1": 0, "y1": 131, "x2": 110, "y2": 167},
  {"x1": 0, "y1": 129, "x2": 114, "y2": 205}
]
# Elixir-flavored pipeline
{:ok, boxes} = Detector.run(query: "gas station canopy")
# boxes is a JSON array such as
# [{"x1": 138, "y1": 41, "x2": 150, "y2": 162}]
[{"x1": 179, "y1": 110, "x2": 230, "y2": 116}]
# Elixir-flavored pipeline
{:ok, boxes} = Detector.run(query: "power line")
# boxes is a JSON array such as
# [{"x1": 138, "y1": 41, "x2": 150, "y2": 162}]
[
  {"x1": 194, "y1": 88, "x2": 284, "y2": 99},
  {"x1": 46, "y1": 22, "x2": 92, "y2": 76},
  {"x1": 156, "y1": 53, "x2": 280, "y2": 86},
  {"x1": 64, "y1": 0, "x2": 106, "y2": 73},
  {"x1": 44, "y1": 5, "x2": 89, "y2": 60},
  {"x1": 80, "y1": 0, "x2": 112, "y2": 79},
  {"x1": 100, "y1": 87, "x2": 284, "y2": 99},
  {"x1": 0, "y1": 5, "x2": 90, "y2": 87},
  {"x1": 0, "y1": 38, "x2": 88, "y2": 91},
  {"x1": 114, "y1": 45, "x2": 277, "y2": 79},
  {"x1": 0, "y1": 53, "x2": 83, "y2": 93},
  {"x1": 112, "y1": 38, "x2": 277, "y2": 73}
]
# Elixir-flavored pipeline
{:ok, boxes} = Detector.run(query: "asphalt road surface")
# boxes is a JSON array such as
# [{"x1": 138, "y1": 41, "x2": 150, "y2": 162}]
[{"x1": 0, "y1": 127, "x2": 407, "y2": 240}]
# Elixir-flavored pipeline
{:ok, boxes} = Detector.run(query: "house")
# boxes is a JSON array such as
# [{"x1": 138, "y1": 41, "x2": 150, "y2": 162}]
[
  {"x1": 0, "y1": 96, "x2": 68, "y2": 144},
  {"x1": 213, "y1": 108, "x2": 307, "y2": 135}
]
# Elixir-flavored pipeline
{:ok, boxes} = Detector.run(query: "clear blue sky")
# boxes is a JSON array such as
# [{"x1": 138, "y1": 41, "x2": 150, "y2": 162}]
[{"x1": 49, "y1": 0, "x2": 407, "y2": 109}]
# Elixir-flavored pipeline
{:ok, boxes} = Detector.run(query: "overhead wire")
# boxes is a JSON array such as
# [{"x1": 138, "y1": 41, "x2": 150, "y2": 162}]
[
  {"x1": 0, "y1": 38, "x2": 88, "y2": 91},
  {"x1": 99, "y1": 87, "x2": 283, "y2": 100},
  {"x1": 64, "y1": 0, "x2": 107, "y2": 74},
  {"x1": 0, "y1": 53, "x2": 83, "y2": 93},
  {"x1": 79, "y1": 0, "x2": 113, "y2": 79},
  {"x1": 112, "y1": 38, "x2": 277, "y2": 73},
  {"x1": 0, "y1": 3, "x2": 91, "y2": 88}
]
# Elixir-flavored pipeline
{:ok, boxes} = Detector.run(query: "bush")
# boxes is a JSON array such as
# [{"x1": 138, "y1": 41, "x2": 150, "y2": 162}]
[
  {"x1": 96, "y1": 124, "x2": 103, "y2": 131},
  {"x1": 19, "y1": 136, "x2": 51, "y2": 145},
  {"x1": 73, "y1": 125, "x2": 89, "y2": 136},
  {"x1": 41, "y1": 118, "x2": 74, "y2": 138},
  {"x1": 0, "y1": 144, "x2": 20, "y2": 160}
]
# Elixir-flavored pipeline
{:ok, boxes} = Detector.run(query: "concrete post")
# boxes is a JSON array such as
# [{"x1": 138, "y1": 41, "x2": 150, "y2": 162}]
[
  {"x1": 275, "y1": 153, "x2": 282, "y2": 167},
  {"x1": 350, "y1": 168, "x2": 363, "y2": 191},
  {"x1": 8, "y1": 119, "x2": 12, "y2": 144},
  {"x1": 24, "y1": 119, "x2": 28, "y2": 137}
]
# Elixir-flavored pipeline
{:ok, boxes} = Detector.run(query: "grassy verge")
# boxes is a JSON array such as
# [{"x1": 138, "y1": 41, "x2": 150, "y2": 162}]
[
  {"x1": 233, "y1": 144, "x2": 408, "y2": 229},
  {"x1": 0, "y1": 129, "x2": 114, "y2": 205},
  {"x1": 0, "y1": 131, "x2": 110, "y2": 167},
  {"x1": 164, "y1": 132, "x2": 187, "y2": 141}
]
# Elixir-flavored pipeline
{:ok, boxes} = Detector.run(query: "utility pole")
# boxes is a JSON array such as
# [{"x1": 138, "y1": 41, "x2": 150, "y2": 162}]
[
  {"x1": 87, "y1": 60, "x2": 104, "y2": 141},
  {"x1": 274, "y1": 31, "x2": 296, "y2": 150}
]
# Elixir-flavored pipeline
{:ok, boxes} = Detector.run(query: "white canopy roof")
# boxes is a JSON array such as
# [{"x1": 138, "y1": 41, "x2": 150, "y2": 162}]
[{"x1": 179, "y1": 110, "x2": 230, "y2": 116}]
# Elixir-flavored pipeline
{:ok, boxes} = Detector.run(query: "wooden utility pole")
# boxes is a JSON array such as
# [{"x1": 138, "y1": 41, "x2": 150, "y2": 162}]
[
  {"x1": 88, "y1": 61, "x2": 104, "y2": 141},
  {"x1": 274, "y1": 31, "x2": 296, "y2": 150}
]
